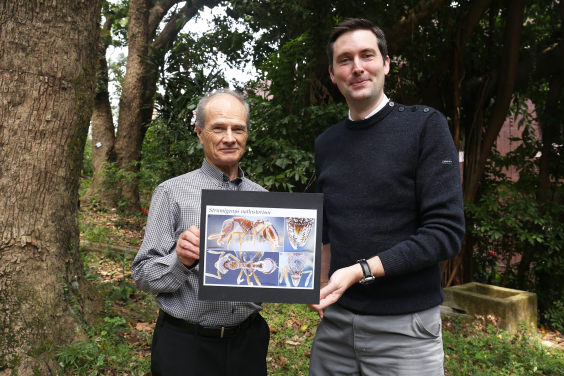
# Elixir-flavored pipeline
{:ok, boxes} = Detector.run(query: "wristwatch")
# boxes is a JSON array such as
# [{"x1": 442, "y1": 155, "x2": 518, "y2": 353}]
[{"x1": 357, "y1": 259, "x2": 376, "y2": 285}]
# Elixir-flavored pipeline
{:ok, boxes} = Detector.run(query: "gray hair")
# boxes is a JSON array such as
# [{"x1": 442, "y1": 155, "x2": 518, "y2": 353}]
[{"x1": 195, "y1": 88, "x2": 251, "y2": 130}]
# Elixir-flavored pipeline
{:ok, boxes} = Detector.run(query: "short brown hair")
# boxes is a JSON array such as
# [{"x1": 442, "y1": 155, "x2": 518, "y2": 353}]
[{"x1": 327, "y1": 18, "x2": 388, "y2": 69}]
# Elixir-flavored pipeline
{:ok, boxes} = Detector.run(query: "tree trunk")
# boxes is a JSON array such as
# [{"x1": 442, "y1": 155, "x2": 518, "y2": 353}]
[
  {"x1": 0, "y1": 1, "x2": 102, "y2": 374},
  {"x1": 464, "y1": 0, "x2": 526, "y2": 204},
  {"x1": 114, "y1": 0, "x2": 150, "y2": 212},
  {"x1": 515, "y1": 74, "x2": 562, "y2": 289},
  {"x1": 113, "y1": 0, "x2": 222, "y2": 211},
  {"x1": 85, "y1": 19, "x2": 117, "y2": 204}
]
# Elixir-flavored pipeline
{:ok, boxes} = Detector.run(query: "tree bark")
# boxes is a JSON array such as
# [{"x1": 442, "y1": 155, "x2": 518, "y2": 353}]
[
  {"x1": 114, "y1": 0, "x2": 151, "y2": 212},
  {"x1": 386, "y1": 0, "x2": 450, "y2": 57},
  {"x1": 113, "y1": 0, "x2": 222, "y2": 211},
  {"x1": 85, "y1": 18, "x2": 117, "y2": 203},
  {"x1": 463, "y1": 0, "x2": 525, "y2": 204},
  {"x1": 0, "y1": 1, "x2": 102, "y2": 374},
  {"x1": 515, "y1": 74, "x2": 562, "y2": 289},
  {"x1": 443, "y1": 0, "x2": 525, "y2": 287}
]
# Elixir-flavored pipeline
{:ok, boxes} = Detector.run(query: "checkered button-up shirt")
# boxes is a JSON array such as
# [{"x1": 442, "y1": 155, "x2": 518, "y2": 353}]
[{"x1": 132, "y1": 160, "x2": 267, "y2": 326}]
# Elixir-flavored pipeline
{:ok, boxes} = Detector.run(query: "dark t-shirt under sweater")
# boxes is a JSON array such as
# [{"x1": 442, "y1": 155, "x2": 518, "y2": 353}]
[{"x1": 315, "y1": 101, "x2": 465, "y2": 316}]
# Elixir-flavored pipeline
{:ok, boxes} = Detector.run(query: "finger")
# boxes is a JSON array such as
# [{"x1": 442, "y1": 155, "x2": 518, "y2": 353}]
[
  {"x1": 319, "y1": 282, "x2": 336, "y2": 300},
  {"x1": 319, "y1": 309, "x2": 324, "y2": 319},
  {"x1": 188, "y1": 226, "x2": 200, "y2": 237},
  {"x1": 185, "y1": 228, "x2": 200, "y2": 246},
  {"x1": 178, "y1": 239, "x2": 200, "y2": 255},
  {"x1": 177, "y1": 247, "x2": 199, "y2": 261}
]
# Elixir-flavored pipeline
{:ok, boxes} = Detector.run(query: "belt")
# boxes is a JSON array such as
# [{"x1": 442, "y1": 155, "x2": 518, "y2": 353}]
[{"x1": 159, "y1": 310, "x2": 259, "y2": 338}]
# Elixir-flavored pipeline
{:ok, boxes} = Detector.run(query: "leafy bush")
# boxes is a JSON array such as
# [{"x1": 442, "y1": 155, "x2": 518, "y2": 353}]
[
  {"x1": 544, "y1": 300, "x2": 564, "y2": 333},
  {"x1": 241, "y1": 32, "x2": 348, "y2": 192},
  {"x1": 466, "y1": 108, "x2": 564, "y2": 315}
]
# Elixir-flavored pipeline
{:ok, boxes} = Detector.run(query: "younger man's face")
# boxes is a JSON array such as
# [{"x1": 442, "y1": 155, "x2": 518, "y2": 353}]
[{"x1": 329, "y1": 29, "x2": 390, "y2": 108}]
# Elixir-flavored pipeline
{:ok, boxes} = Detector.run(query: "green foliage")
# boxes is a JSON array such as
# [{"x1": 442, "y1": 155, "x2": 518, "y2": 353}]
[
  {"x1": 107, "y1": 52, "x2": 127, "y2": 118},
  {"x1": 261, "y1": 303, "x2": 319, "y2": 374},
  {"x1": 241, "y1": 32, "x2": 348, "y2": 192},
  {"x1": 466, "y1": 98, "x2": 564, "y2": 313},
  {"x1": 101, "y1": 161, "x2": 139, "y2": 212},
  {"x1": 116, "y1": 248, "x2": 137, "y2": 303},
  {"x1": 443, "y1": 319, "x2": 564, "y2": 375},
  {"x1": 82, "y1": 225, "x2": 112, "y2": 244},
  {"x1": 544, "y1": 300, "x2": 564, "y2": 333},
  {"x1": 137, "y1": 33, "x2": 231, "y2": 195},
  {"x1": 82, "y1": 135, "x2": 93, "y2": 177},
  {"x1": 56, "y1": 339, "x2": 104, "y2": 373},
  {"x1": 55, "y1": 316, "x2": 150, "y2": 375}
]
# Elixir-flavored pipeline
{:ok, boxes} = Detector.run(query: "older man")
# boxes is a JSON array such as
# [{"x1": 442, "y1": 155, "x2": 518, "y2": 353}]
[
  {"x1": 308, "y1": 19, "x2": 465, "y2": 375},
  {"x1": 132, "y1": 89, "x2": 269, "y2": 376}
]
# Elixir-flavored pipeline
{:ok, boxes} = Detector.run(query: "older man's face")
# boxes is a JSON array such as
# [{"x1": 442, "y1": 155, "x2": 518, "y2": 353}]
[{"x1": 197, "y1": 94, "x2": 248, "y2": 177}]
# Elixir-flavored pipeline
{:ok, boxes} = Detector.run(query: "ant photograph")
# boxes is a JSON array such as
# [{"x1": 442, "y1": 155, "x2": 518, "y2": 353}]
[
  {"x1": 198, "y1": 190, "x2": 323, "y2": 304},
  {"x1": 203, "y1": 213, "x2": 316, "y2": 289}
]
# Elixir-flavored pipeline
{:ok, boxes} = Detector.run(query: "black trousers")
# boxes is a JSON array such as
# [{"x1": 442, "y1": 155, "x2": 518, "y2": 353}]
[{"x1": 151, "y1": 313, "x2": 270, "y2": 376}]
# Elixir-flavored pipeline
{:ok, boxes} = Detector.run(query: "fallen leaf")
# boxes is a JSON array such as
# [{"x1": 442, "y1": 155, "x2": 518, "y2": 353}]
[
  {"x1": 303, "y1": 352, "x2": 311, "y2": 358},
  {"x1": 136, "y1": 322, "x2": 153, "y2": 332},
  {"x1": 268, "y1": 324, "x2": 278, "y2": 334},
  {"x1": 286, "y1": 340, "x2": 300, "y2": 346},
  {"x1": 300, "y1": 324, "x2": 308, "y2": 331},
  {"x1": 279, "y1": 356, "x2": 288, "y2": 366}
]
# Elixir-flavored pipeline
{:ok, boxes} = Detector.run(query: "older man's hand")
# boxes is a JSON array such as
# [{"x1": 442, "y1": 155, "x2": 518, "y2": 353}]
[{"x1": 176, "y1": 226, "x2": 200, "y2": 267}]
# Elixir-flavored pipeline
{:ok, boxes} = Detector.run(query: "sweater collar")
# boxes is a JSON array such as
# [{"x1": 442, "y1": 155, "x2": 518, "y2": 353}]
[
  {"x1": 348, "y1": 94, "x2": 389, "y2": 121},
  {"x1": 345, "y1": 101, "x2": 396, "y2": 130}
]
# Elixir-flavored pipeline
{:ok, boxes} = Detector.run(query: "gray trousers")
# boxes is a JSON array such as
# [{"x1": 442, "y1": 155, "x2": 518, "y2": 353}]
[{"x1": 309, "y1": 304, "x2": 444, "y2": 376}]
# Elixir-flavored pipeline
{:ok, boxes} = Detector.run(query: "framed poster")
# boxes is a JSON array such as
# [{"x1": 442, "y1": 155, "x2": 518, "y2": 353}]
[{"x1": 198, "y1": 189, "x2": 323, "y2": 304}]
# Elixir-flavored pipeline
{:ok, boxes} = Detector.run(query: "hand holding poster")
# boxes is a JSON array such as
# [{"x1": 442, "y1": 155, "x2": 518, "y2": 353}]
[{"x1": 198, "y1": 190, "x2": 323, "y2": 304}]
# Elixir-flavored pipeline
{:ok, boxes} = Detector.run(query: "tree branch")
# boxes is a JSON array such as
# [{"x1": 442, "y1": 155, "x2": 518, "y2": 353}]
[
  {"x1": 386, "y1": 0, "x2": 450, "y2": 56},
  {"x1": 463, "y1": 43, "x2": 562, "y2": 105},
  {"x1": 459, "y1": 0, "x2": 494, "y2": 45},
  {"x1": 151, "y1": 0, "x2": 222, "y2": 52},
  {"x1": 148, "y1": 0, "x2": 182, "y2": 42}
]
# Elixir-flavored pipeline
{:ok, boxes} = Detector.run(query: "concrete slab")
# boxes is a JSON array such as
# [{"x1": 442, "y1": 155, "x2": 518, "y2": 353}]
[{"x1": 442, "y1": 282, "x2": 537, "y2": 333}]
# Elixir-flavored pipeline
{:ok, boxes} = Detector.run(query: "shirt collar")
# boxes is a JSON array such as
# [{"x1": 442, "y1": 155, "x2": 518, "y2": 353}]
[
  {"x1": 348, "y1": 94, "x2": 389, "y2": 121},
  {"x1": 200, "y1": 159, "x2": 244, "y2": 184}
]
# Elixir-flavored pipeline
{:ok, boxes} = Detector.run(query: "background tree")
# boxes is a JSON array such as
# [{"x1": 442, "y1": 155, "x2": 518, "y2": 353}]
[
  {"x1": 0, "y1": 1, "x2": 102, "y2": 374},
  {"x1": 109, "y1": 0, "x2": 223, "y2": 211},
  {"x1": 85, "y1": 0, "x2": 128, "y2": 203},
  {"x1": 92, "y1": 0, "x2": 563, "y2": 314}
]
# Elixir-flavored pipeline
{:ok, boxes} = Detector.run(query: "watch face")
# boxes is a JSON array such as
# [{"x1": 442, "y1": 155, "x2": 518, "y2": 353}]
[{"x1": 360, "y1": 276, "x2": 376, "y2": 285}]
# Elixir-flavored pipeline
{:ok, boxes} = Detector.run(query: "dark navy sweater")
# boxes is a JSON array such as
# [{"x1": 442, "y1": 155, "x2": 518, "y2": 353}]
[{"x1": 315, "y1": 101, "x2": 465, "y2": 315}]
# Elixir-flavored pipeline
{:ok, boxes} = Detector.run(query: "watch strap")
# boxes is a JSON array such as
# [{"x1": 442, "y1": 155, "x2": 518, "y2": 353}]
[
  {"x1": 358, "y1": 259, "x2": 371, "y2": 278},
  {"x1": 357, "y1": 259, "x2": 375, "y2": 284}
]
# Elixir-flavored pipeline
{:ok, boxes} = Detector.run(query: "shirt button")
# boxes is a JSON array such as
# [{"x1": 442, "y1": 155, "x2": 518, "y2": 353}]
[
  {"x1": 398, "y1": 106, "x2": 404, "y2": 112},
  {"x1": 423, "y1": 108, "x2": 430, "y2": 112},
  {"x1": 389, "y1": 102, "x2": 395, "y2": 107}
]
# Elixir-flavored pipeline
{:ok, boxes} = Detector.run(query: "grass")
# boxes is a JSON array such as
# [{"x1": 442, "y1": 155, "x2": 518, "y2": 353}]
[
  {"x1": 262, "y1": 303, "x2": 319, "y2": 375},
  {"x1": 55, "y1": 267, "x2": 564, "y2": 375},
  {"x1": 443, "y1": 317, "x2": 564, "y2": 375},
  {"x1": 56, "y1": 205, "x2": 564, "y2": 375}
]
